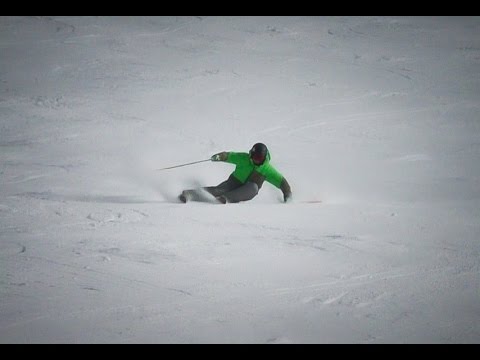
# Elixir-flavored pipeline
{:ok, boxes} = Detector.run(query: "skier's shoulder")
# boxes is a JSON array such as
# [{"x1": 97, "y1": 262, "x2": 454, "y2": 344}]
[
  {"x1": 261, "y1": 161, "x2": 281, "y2": 175},
  {"x1": 259, "y1": 160, "x2": 285, "y2": 187}
]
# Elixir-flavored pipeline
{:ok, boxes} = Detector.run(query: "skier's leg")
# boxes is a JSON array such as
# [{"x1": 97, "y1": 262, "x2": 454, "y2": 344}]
[
  {"x1": 222, "y1": 182, "x2": 259, "y2": 203},
  {"x1": 180, "y1": 188, "x2": 214, "y2": 202},
  {"x1": 180, "y1": 175, "x2": 242, "y2": 202},
  {"x1": 203, "y1": 175, "x2": 242, "y2": 197}
]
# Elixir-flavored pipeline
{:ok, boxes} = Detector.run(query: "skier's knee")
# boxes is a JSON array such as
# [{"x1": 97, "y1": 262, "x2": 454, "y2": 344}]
[{"x1": 245, "y1": 182, "x2": 259, "y2": 200}]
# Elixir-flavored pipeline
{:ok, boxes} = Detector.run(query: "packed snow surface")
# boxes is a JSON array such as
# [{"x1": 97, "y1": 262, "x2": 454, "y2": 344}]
[{"x1": 1, "y1": 16, "x2": 479, "y2": 343}]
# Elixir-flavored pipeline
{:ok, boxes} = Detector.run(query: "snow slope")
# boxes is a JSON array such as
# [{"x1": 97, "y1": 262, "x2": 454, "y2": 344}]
[{"x1": 1, "y1": 16, "x2": 479, "y2": 343}]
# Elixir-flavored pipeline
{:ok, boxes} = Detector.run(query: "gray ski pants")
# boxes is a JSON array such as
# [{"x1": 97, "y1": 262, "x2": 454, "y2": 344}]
[{"x1": 186, "y1": 175, "x2": 259, "y2": 203}]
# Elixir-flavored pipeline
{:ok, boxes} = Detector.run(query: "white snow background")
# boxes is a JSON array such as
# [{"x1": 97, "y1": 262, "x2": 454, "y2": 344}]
[{"x1": 1, "y1": 16, "x2": 479, "y2": 343}]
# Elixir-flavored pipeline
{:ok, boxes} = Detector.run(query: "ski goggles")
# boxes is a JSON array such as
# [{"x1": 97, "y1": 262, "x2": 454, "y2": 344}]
[{"x1": 250, "y1": 152, "x2": 266, "y2": 165}]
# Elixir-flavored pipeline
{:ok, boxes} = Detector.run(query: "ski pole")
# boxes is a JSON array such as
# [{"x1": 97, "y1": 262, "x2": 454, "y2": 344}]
[{"x1": 155, "y1": 158, "x2": 211, "y2": 171}]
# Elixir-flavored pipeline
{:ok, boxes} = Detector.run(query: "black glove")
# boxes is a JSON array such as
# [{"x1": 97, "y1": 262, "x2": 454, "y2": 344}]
[
  {"x1": 211, "y1": 152, "x2": 227, "y2": 161},
  {"x1": 283, "y1": 191, "x2": 292, "y2": 203}
]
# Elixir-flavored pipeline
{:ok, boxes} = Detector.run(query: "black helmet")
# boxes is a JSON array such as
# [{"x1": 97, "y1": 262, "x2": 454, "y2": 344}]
[{"x1": 249, "y1": 143, "x2": 268, "y2": 165}]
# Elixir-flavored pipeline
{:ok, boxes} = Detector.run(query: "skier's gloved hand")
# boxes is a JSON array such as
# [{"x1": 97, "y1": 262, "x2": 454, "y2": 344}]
[
  {"x1": 283, "y1": 191, "x2": 292, "y2": 203},
  {"x1": 211, "y1": 152, "x2": 227, "y2": 162}
]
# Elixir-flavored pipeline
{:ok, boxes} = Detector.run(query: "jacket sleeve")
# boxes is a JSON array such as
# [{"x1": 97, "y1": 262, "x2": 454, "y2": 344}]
[
  {"x1": 264, "y1": 165, "x2": 284, "y2": 188},
  {"x1": 226, "y1": 152, "x2": 248, "y2": 165},
  {"x1": 264, "y1": 166, "x2": 292, "y2": 201}
]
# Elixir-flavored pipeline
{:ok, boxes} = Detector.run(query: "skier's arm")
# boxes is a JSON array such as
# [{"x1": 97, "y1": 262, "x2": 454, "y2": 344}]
[
  {"x1": 211, "y1": 152, "x2": 249, "y2": 165},
  {"x1": 265, "y1": 166, "x2": 292, "y2": 203},
  {"x1": 280, "y1": 178, "x2": 292, "y2": 203}
]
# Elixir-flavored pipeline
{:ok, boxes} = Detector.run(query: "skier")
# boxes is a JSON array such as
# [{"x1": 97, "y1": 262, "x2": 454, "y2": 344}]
[{"x1": 179, "y1": 143, "x2": 292, "y2": 204}]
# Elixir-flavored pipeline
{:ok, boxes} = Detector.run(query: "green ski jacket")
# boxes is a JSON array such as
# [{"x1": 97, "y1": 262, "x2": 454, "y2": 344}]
[{"x1": 224, "y1": 151, "x2": 285, "y2": 189}]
